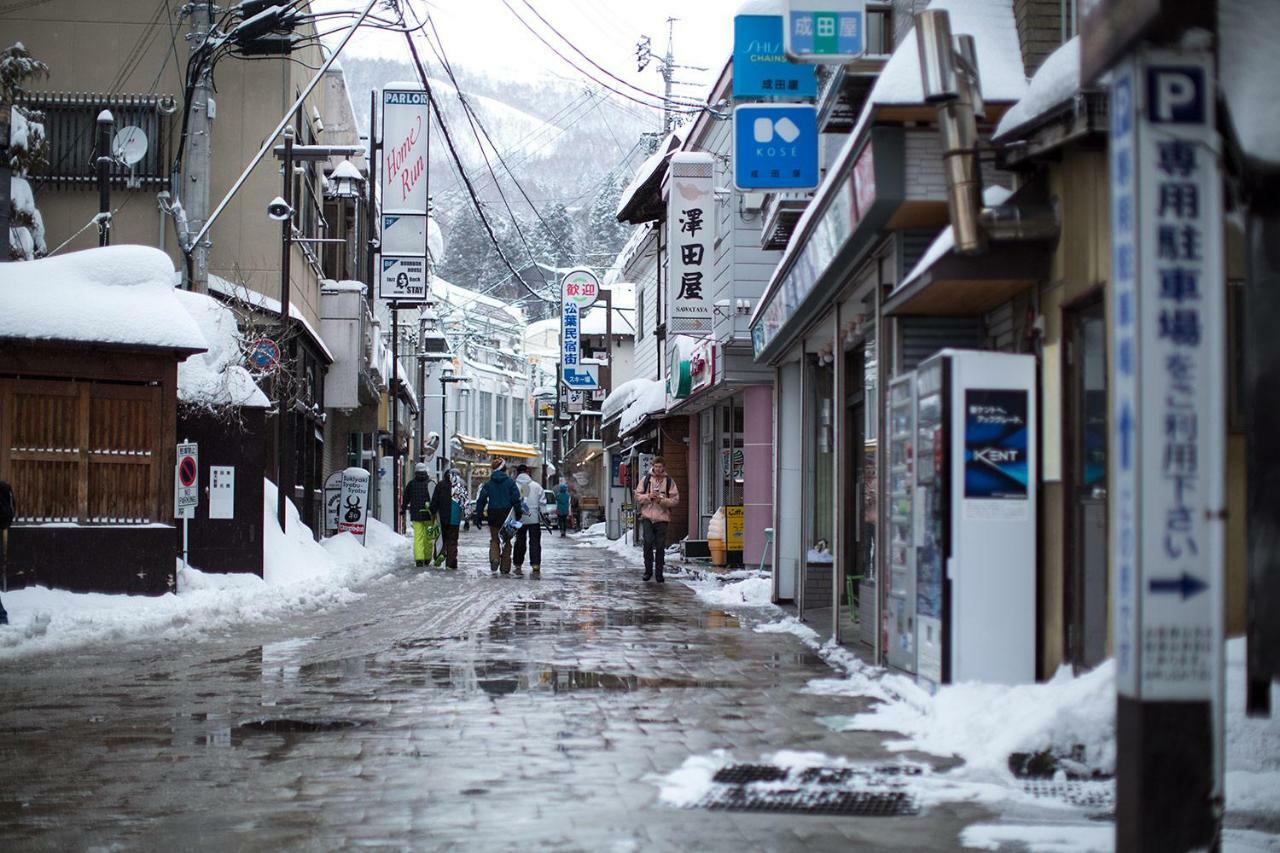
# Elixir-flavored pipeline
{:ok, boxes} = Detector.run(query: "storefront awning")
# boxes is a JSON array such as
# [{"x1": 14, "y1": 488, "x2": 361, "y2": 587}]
[
  {"x1": 485, "y1": 441, "x2": 540, "y2": 460},
  {"x1": 454, "y1": 434, "x2": 488, "y2": 453}
]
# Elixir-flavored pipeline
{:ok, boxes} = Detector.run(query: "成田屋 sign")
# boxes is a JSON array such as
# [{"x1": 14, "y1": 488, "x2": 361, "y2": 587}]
[
  {"x1": 667, "y1": 153, "x2": 715, "y2": 334},
  {"x1": 733, "y1": 14, "x2": 817, "y2": 99},
  {"x1": 1109, "y1": 47, "x2": 1224, "y2": 702},
  {"x1": 783, "y1": 0, "x2": 867, "y2": 63}
]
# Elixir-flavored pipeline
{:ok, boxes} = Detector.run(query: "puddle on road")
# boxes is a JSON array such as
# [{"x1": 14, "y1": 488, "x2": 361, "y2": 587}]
[
  {"x1": 486, "y1": 598, "x2": 740, "y2": 638},
  {"x1": 410, "y1": 659, "x2": 733, "y2": 696}
]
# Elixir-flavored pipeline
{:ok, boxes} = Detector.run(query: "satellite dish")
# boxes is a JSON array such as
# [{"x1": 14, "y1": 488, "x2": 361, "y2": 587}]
[{"x1": 112, "y1": 126, "x2": 149, "y2": 166}]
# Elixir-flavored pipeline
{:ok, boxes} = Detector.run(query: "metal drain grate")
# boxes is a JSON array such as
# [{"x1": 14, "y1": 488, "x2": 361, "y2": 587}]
[
  {"x1": 695, "y1": 763, "x2": 921, "y2": 817},
  {"x1": 1021, "y1": 778, "x2": 1116, "y2": 812}
]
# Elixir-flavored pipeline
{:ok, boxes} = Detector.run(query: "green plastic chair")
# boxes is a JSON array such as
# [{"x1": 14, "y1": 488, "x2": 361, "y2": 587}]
[{"x1": 846, "y1": 573, "x2": 864, "y2": 627}]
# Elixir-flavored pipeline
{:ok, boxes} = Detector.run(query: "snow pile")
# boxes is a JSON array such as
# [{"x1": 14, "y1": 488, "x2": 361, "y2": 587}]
[
  {"x1": 1224, "y1": 636, "x2": 1280, "y2": 814},
  {"x1": 173, "y1": 289, "x2": 270, "y2": 409},
  {"x1": 682, "y1": 574, "x2": 774, "y2": 608},
  {"x1": 575, "y1": 520, "x2": 644, "y2": 561},
  {"x1": 0, "y1": 245, "x2": 206, "y2": 350},
  {"x1": 0, "y1": 479, "x2": 408, "y2": 660},
  {"x1": 960, "y1": 823, "x2": 1114, "y2": 852},
  {"x1": 601, "y1": 377, "x2": 667, "y2": 434},
  {"x1": 994, "y1": 36, "x2": 1081, "y2": 139}
]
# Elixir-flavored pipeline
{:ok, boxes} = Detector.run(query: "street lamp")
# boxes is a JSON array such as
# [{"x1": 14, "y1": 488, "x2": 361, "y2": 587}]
[{"x1": 439, "y1": 366, "x2": 470, "y2": 474}]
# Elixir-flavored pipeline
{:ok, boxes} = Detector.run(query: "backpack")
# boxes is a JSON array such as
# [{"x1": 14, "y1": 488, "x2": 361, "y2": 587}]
[
  {"x1": 0, "y1": 480, "x2": 14, "y2": 530},
  {"x1": 642, "y1": 475, "x2": 673, "y2": 497}
]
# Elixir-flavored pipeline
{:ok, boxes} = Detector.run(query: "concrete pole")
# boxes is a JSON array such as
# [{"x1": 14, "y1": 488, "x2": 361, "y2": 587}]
[
  {"x1": 184, "y1": 1, "x2": 215, "y2": 293},
  {"x1": 275, "y1": 127, "x2": 294, "y2": 532}
]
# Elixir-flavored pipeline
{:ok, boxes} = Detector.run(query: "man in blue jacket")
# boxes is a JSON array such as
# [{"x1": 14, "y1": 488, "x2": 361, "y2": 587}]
[
  {"x1": 474, "y1": 458, "x2": 523, "y2": 574},
  {"x1": 555, "y1": 482, "x2": 571, "y2": 537}
]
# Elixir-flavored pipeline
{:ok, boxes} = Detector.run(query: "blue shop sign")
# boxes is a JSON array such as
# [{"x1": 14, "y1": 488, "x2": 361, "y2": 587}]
[
  {"x1": 733, "y1": 15, "x2": 817, "y2": 100},
  {"x1": 733, "y1": 103, "x2": 819, "y2": 191}
]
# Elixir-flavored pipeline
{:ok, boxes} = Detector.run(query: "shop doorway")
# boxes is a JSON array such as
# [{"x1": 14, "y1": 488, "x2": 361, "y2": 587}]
[
  {"x1": 841, "y1": 347, "x2": 872, "y2": 646},
  {"x1": 1064, "y1": 296, "x2": 1108, "y2": 669}
]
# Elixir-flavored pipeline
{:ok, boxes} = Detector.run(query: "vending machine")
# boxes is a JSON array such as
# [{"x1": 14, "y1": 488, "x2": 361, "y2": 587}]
[
  {"x1": 886, "y1": 372, "x2": 918, "y2": 674},
  {"x1": 914, "y1": 349, "x2": 1037, "y2": 690}
]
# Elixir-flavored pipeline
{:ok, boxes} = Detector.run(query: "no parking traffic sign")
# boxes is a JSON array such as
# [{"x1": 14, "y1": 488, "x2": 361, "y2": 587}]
[{"x1": 176, "y1": 441, "x2": 198, "y2": 519}]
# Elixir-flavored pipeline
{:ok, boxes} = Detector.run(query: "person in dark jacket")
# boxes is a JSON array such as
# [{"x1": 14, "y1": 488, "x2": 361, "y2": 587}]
[
  {"x1": 401, "y1": 463, "x2": 438, "y2": 568},
  {"x1": 474, "y1": 458, "x2": 523, "y2": 574},
  {"x1": 0, "y1": 478, "x2": 12, "y2": 625},
  {"x1": 555, "y1": 482, "x2": 571, "y2": 537},
  {"x1": 430, "y1": 463, "x2": 466, "y2": 570}
]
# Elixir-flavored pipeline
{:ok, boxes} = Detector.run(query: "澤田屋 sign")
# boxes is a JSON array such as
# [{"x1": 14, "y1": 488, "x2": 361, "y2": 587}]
[{"x1": 667, "y1": 153, "x2": 715, "y2": 334}]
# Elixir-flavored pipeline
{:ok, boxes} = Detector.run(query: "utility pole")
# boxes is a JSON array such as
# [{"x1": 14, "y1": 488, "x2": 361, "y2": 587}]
[
  {"x1": 183, "y1": 0, "x2": 216, "y2": 293},
  {"x1": 661, "y1": 18, "x2": 676, "y2": 135},
  {"x1": 390, "y1": 301, "x2": 400, "y2": 533},
  {"x1": 275, "y1": 126, "x2": 295, "y2": 532},
  {"x1": 95, "y1": 110, "x2": 114, "y2": 246}
]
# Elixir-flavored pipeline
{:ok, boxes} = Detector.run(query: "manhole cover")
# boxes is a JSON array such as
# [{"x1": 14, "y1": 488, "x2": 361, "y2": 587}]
[
  {"x1": 694, "y1": 762, "x2": 921, "y2": 817},
  {"x1": 1021, "y1": 778, "x2": 1116, "y2": 812},
  {"x1": 235, "y1": 718, "x2": 366, "y2": 734}
]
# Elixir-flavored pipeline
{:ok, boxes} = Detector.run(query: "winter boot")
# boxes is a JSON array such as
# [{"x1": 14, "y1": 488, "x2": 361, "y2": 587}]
[
  {"x1": 643, "y1": 567, "x2": 653, "y2": 581},
  {"x1": 531, "y1": 565, "x2": 540, "y2": 576},
  {"x1": 490, "y1": 562, "x2": 499, "y2": 573},
  {"x1": 512, "y1": 565, "x2": 524, "y2": 577}
]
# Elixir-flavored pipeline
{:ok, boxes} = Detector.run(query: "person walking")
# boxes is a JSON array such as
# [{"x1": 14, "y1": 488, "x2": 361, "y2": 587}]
[
  {"x1": 401, "y1": 462, "x2": 437, "y2": 568},
  {"x1": 430, "y1": 462, "x2": 467, "y2": 570},
  {"x1": 512, "y1": 464, "x2": 543, "y2": 577},
  {"x1": 474, "y1": 458, "x2": 523, "y2": 574},
  {"x1": 555, "y1": 482, "x2": 571, "y2": 537},
  {"x1": 634, "y1": 458, "x2": 679, "y2": 583},
  {"x1": 0, "y1": 477, "x2": 12, "y2": 625}
]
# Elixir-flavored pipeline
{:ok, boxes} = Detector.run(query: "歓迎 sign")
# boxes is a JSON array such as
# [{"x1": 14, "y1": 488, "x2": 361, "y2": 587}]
[
  {"x1": 784, "y1": 0, "x2": 867, "y2": 63},
  {"x1": 337, "y1": 467, "x2": 371, "y2": 544},
  {"x1": 561, "y1": 268, "x2": 599, "y2": 309},
  {"x1": 668, "y1": 153, "x2": 715, "y2": 334},
  {"x1": 733, "y1": 14, "x2": 818, "y2": 99},
  {"x1": 209, "y1": 465, "x2": 235, "y2": 520},
  {"x1": 380, "y1": 88, "x2": 429, "y2": 215},
  {"x1": 1109, "y1": 47, "x2": 1224, "y2": 701},
  {"x1": 561, "y1": 268, "x2": 599, "y2": 382},
  {"x1": 175, "y1": 441, "x2": 198, "y2": 519},
  {"x1": 379, "y1": 255, "x2": 427, "y2": 301},
  {"x1": 733, "y1": 103, "x2": 819, "y2": 192}
]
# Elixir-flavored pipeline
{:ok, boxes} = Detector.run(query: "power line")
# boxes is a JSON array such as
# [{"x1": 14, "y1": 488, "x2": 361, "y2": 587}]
[{"x1": 400, "y1": 24, "x2": 553, "y2": 303}]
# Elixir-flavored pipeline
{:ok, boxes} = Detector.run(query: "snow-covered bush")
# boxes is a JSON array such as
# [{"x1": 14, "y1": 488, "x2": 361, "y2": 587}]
[{"x1": 3, "y1": 42, "x2": 49, "y2": 261}]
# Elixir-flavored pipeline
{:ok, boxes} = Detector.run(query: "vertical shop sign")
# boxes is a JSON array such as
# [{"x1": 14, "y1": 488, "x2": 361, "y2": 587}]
[
  {"x1": 667, "y1": 153, "x2": 715, "y2": 334},
  {"x1": 1110, "y1": 48, "x2": 1224, "y2": 701}
]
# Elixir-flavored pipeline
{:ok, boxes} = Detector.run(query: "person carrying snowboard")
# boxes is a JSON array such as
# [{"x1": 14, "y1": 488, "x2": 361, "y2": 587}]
[
  {"x1": 430, "y1": 462, "x2": 467, "y2": 570},
  {"x1": 474, "y1": 458, "x2": 523, "y2": 574},
  {"x1": 401, "y1": 462, "x2": 439, "y2": 568},
  {"x1": 512, "y1": 464, "x2": 543, "y2": 577}
]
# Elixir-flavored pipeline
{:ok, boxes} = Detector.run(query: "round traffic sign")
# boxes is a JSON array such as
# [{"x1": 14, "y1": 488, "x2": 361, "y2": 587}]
[
  {"x1": 248, "y1": 338, "x2": 281, "y2": 371},
  {"x1": 178, "y1": 455, "x2": 198, "y2": 488}
]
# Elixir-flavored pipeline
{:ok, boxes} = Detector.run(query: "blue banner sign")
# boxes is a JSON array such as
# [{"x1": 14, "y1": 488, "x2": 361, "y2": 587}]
[{"x1": 733, "y1": 15, "x2": 817, "y2": 100}]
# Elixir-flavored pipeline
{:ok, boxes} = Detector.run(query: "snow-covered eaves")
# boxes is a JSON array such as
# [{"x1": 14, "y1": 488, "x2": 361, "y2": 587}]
[
  {"x1": 430, "y1": 274, "x2": 523, "y2": 326},
  {"x1": 602, "y1": 377, "x2": 667, "y2": 436},
  {"x1": 616, "y1": 130, "x2": 686, "y2": 225},
  {"x1": 173, "y1": 290, "x2": 271, "y2": 409},
  {"x1": 208, "y1": 275, "x2": 335, "y2": 364},
  {"x1": 396, "y1": 360, "x2": 418, "y2": 410},
  {"x1": 321, "y1": 279, "x2": 367, "y2": 294},
  {"x1": 897, "y1": 185, "x2": 1015, "y2": 291},
  {"x1": 993, "y1": 36, "x2": 1081, "y2": 141},
  {"x1": 0, "y1": 245, "x2": 206, "y2": 353}
]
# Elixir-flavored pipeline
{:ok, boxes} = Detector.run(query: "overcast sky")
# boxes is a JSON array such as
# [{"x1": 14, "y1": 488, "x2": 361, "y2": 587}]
[{"x1": 316, "y1": 0, "x2": 744, "y2": 106}]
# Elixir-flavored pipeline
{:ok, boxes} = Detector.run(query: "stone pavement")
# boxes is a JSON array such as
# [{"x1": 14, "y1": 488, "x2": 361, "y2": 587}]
[{"x1": 0, "y1": 527, "x2": 996, "y2": 852}]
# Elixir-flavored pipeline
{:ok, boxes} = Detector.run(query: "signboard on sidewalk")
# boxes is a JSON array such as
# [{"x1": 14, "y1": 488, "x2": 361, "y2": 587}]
[
  {"x1": 667, "y1": 153, "x2": 715, "y2": 335},
  {"x1": 733, "y1": 14, "x2": 817, "y2": 99},
  {"x1": 175, "y1": 442, "x2": 198, "y2": 519},
  {"x1": 783, "y1": 0, "x2": 867, "y2": 63},
  {"x1": 1109, "y1": 48, "x2": 1224, "y2": 701},
  {"x1": 733, "y1": 104, "x2": 820, "y2": 192},
  {"x1": 380, "y1": 88, "x2": 429, "y2": 215},
  {"x1": 324, "y1": 470, "x2": 344, "y2": 535},
  {"x1": 209, "y1": 465, "x2": 235, "y2": 520},
  {"x1": 337, "y1": 467, "x2": 371, "y2": 544}
]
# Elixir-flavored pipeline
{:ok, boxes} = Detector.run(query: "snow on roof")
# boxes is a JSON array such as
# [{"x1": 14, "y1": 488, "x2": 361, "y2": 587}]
[
  {"x1": 0, "y1": 245, "x2": 206, "y2": 352},
  {"x1": 994, "y1": 36, "x2": 1080, "y2": 140},
  {"x1": 321, "y1": 279, "x2": 367, "y2": 294},
  {"x1": 897, "y1": 185, "x2": 1015, "y2": 290},
  {"x1": 428, "y1": 217, "x2": 444, "y2": 262},
  {"x1": 602, "y1": 377, "x2": 667, "y2": 434},
  {"x1": 430, "y1": 275, "x2": 523, "y2": 324},
  {"x1": 173, "y1": 290, "x2": 271, "y2": 409},
  {"x1": 736, "y1": 0, "x2": 785, "y2": 13},
  {"x1": 1220, "y1": 0, "x2": 1280, "y2": 167},
  {"x1": 616, "y1": 130, "x2": 685, "y2": 219},
  {"x1": 208, "y1": 275, "x2": 335, "y2": 363}
]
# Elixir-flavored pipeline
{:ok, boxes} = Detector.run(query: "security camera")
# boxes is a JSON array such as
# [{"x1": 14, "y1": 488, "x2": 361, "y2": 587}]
[{"x1": 267, "y1": 196, "x2": 293, "y2": 221}]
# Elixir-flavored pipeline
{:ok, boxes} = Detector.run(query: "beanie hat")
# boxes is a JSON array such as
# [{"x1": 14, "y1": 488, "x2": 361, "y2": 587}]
[
  {"x1": 415, "y1": 462, "x2": 429, "y2": 474},
  {"x1": 491, "y1": 458, "x2": 506, "y2": 471}
]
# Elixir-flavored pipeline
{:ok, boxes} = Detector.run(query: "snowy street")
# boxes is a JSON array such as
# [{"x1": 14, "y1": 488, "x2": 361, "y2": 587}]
[{"x1": 0, "y1": 530, "x2": 1005, "y2": 851}]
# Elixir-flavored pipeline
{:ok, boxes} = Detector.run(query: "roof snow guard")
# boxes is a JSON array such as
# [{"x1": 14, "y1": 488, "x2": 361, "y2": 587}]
[{"x1": 616, "y1": 130, "x2": 686, "y2": 225}]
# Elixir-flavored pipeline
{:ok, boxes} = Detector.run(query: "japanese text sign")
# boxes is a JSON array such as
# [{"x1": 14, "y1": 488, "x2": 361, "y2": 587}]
[
  {"x1": 733, "y1": 15, "x2": 818, "y2": 99},
  {"x1": 732, "y1": 103, "x2": 820, "y2": 191},
  {"x1": 784, "y1": 0, "x2": 867, "y2": 63},
  {"x1": 667, "y1": 153, "x2": 715, "y2": 334},
  {"x1": 1109, "y1": 48, "x2": 1224, "y2": 701}
]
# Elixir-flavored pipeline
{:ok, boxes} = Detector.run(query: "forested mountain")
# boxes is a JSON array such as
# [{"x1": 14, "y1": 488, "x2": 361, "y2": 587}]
[{"x1": 341, "y1": 56, "x2": 657, "y2": 315}]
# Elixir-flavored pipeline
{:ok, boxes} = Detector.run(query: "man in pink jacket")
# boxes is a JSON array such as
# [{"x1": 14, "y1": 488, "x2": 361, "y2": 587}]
[{"x1": 634, "y1": 457, "x2": 679, "y2": 583}]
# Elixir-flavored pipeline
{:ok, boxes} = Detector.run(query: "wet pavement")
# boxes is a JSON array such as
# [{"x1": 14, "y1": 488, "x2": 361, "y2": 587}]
[{"x1": 0, "y1": 528, "x2": 995, "y2": 851}]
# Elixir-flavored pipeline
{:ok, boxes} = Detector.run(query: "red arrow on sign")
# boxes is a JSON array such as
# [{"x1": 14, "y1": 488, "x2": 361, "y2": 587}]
[{"x1": 178, "y1": 455, "x2": 198, "y2": 488}]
